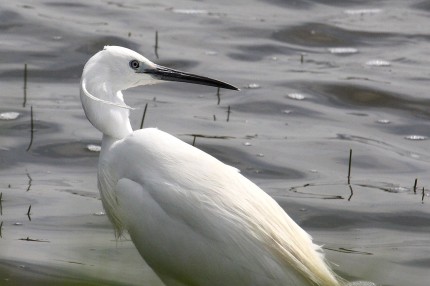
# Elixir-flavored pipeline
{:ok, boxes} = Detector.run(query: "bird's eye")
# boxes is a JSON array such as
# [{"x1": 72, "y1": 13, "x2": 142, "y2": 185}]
[{"x1": 129, "y1": 60, "x2": 140, "y2": 70}]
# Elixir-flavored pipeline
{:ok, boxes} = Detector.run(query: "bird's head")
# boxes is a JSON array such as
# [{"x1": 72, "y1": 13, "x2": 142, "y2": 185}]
[{"x1": 83, "y1": 46, "x2": 238, "y2": 93}]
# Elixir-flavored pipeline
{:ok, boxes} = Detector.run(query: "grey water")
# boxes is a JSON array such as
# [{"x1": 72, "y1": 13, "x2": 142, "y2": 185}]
[{"x1": 0, "y1": 1, "x2": 429, "y2": 285}]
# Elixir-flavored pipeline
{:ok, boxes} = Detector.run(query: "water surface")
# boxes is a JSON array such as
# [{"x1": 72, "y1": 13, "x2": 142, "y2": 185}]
[{"x1": 0, "y1": 1, "x2": 429, "y2": 285}]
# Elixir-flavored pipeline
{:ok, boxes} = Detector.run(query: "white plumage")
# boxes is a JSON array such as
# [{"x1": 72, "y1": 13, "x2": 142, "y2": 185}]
[{"x1": 80, "y1": 46, "x2": 342, "y2": 286}]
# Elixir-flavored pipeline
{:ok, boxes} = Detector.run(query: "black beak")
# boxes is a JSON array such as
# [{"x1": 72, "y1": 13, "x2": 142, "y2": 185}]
[{"x1": 140, "y1": 65, "x2": 239, "y2": 91}]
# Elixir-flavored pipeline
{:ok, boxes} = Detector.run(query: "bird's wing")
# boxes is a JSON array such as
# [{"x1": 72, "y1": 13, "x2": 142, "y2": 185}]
[
  {"x1": 114, "y1": 176, "x2": 301, "y2": 286},
  {"x1": 106, "y1": 128, "x2": 338, "y2": 285}
]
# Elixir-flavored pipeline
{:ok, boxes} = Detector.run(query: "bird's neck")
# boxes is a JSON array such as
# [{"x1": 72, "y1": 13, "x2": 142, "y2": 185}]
[
  {"x1": 80, "y1": 78, "x2": 133, "y2": 140},
  {"x1": 100, "y1": 134, "x2": 118, "y2": 158}
]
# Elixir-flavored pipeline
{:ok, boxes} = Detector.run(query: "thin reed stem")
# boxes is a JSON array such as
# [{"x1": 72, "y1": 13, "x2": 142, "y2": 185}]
[
  {"x1": 140, "y1": 103, "x2": 148, "y2": 129},
  {"x1": 26, "y1": 106, "x2": 34, "y2": 151},
  {"x1": 23, "y1": 64, "x2": 27, "y2": 107},
  {"x1": 154, "y1": 30, "x2": 159, "y2": 59}
]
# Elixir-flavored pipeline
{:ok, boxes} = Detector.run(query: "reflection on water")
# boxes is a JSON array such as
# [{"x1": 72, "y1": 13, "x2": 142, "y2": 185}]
[
  {"x1": 272, "y1": 23, "x2": 393, "y2": 47},
  {"x1": 32, "y1": 142, "x2": 100, "y2": 158},
  {"x1": 76, "y1": 35, "x2": 138, "y2": 56},
  {"x1": 291, "y1": 81, "x2": 430, "y2": 119},
  {"x1": 198, "y1": 143, "x2": 306, "y2": 180},
  {"x1": 302, "y1": 210, "x2": 430, "y2": 230},
  {"x1": 0, "y1": 112, "x2": 20, "y2": 120},
  {"x1": 231, "y1": 100, "x2": 322, "y2": 117}
]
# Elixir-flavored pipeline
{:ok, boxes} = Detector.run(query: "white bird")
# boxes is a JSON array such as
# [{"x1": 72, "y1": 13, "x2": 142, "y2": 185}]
[{"x1": 80, "y1": 46, "x2": 343, "y2": 286}]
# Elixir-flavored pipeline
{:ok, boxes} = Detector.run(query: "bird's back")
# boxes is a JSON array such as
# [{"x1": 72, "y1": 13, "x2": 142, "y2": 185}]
[{"x1": 98, "y1": 128, "x2": 341, "y2": 286}]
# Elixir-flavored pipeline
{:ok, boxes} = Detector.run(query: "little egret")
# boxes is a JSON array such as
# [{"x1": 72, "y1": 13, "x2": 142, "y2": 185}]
[{"x1": 80, "y1": 46, "x2": 343, "y2": 286}]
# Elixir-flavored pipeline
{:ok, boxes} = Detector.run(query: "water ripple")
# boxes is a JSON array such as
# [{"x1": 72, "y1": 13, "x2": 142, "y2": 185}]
[{"x1": 272, "y1": 23, "x2": 397, "y2": 47}]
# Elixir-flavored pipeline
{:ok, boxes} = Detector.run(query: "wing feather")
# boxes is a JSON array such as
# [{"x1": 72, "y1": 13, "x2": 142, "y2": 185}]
[{"x1": 100, "y1": 128, "x2": 340, "y2": 286}]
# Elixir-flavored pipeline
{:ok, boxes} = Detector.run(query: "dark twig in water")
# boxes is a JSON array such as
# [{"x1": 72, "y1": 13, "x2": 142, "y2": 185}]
[
  {"x1": 422, "y1": 187, "x2": 425, "y2": 202},
  {"x1": 0, "y1": 221, "x2": 3, "y2": 238},
  {"x1": 288, "y1": 184, "x2": 347, "y2": 199},
  {"x1": 348, "y1": 185, "x2": 354, "y2": 201},
  {"x1": 347, "y1": 149, "x2": 352, "y2": 184},
  {"x1": 26, "y1": 106, "x2": 34, "y2": 151},
  {"x1": 26, "y1": 173, "x2": 32, "y2": 192},
  {"x1": 188, "y1": 133, "x2": 235, "y2": 145},
  {"x1": 140, "y1": 103, "x2": 148, "y2": 129},
  {"x1": 300, "y1": 54, "x2": 304, "y2": 64},
  {"x1": 323, "y1": 246, "x2": 373, "y2": 256},
  {"x1": 413, "y1": 178, "x2": 418, "y2": 194},
  {"x1": 0, "y1": 192, "x2": 2, "y2": 216},
  {"x1": 154, "y1": 30, "x2": 159, "y2": 59},
  {"x1": 226, "y1": 105, "x2": 231, "y2": 122},
  {"x1": 23, "y1": 64, "x2": 27, "y2": 107},
  {"x1": 19, "y1": 237, "x2": 49, "y2": 243},
  {"x1": 213, "y1": 115, "x2": 216, "y2": 121},
  {"x1": 217, "y1": 87, "x2": 220, "y2": 105},
  {"x1": 322, "y1": 195, "x2": 344, "y2": 200},
  {"x1": 186, "y1": 134, "x2": 234, "y2": 140},
  {"x1": 27, "y1": 205, "x2": 32, "y2": 221}
]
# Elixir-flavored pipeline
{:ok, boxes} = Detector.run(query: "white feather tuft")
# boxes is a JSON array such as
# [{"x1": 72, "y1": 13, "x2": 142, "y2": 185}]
[{"x1": 81, "y1": 79, "x2": 136, "y2": 110}]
